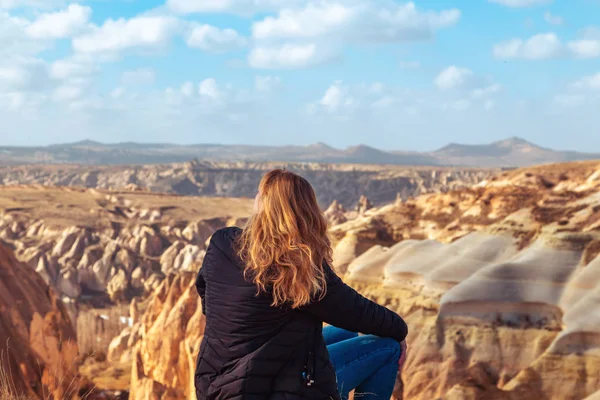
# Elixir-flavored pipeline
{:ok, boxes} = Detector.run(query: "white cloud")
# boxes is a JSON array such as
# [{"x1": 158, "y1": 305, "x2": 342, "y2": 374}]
[
  {"x1": 121, "y1": 68, "x2": 156, "y2": 85},
  {"x1": 110, "y1": 87, "x2": 125, "y2": 99},
  {"x1": 493, "y1": 33, "x2": 562, "y2": 60},
  {"x1": 494, "y1": 31, "x2": 600, "y2": 60},
  {"x1": 180, "y1": 81, "x2": 195, "y2": 98},
  {"x1": 488, "y1": 0, "x2": 551, "y2": 7},
  {"x1": 73, "y1": 16, "x2": 180, "y2": 55},
  {"x1": 248, "y1": 43, "x2": 338, "y2": 69},
  {"x1": 570, "y1": 27, "x2": 600, "y2": 59},
  {"x1": 319, "y1": 81, "x2": 357, "y2": 113},
  {"x1": 252, "y1": 2, "x2": 460, "y2": 42},
  {"x1": 399, "y1": 61, "x2": 420, "y2": 69},
  {"x1": 309, "y1": 81, "x2": 411, "y2": 117},
  {"x1": 472, "y1": 84, "x2": 502, "y2": 98},
  {"x1": 25, "y1": 4, "x2": 91, "y2": 39},
  {"x1": 543, "y1": 11, "x2": 564, "y2": 26},
  {"x1": 0, "y1": 58, "x2": 52, "y2": 92},
  {"x1": 248, "y1": 2, "x2": 459, "y2": 70},
  {"x1": 435, "y1": 66, "x2": 475, "y2": 90},
  {"x1": 166, "y1": 0, "x2": 301, "y2": 15},
  {"x1": 198, "y1": 78, "x2": 221, "y2": 99},
  {"x1": 255, "y1": 76, "x2": 282, "y2": 92},
  {"x1": 568, "y1": 40, "x2": 600, "y2": 59},
  {"x1": 186, "y1": 24, "x2": 247, "y2": 52},
  {"x1": 0, "y1": 11, "x2": 49, "y2": 58},
  {"x1": 52, "y1": 84, "x2": 85, "y2": 101},
  {"x1": 581, "y1": 27, "x2": 600, "y2": 40},
  {"x1": 50, "y1": 57, "x2": 96, "y2": 80},
  {"x1": 572, "y1": 72, "x2": 600, "y2": 91}
]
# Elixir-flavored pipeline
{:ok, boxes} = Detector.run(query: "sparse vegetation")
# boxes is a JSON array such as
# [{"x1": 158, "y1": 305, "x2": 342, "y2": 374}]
[{"x1": 0, "y1": 351, "x2": 34, "y2": 400}]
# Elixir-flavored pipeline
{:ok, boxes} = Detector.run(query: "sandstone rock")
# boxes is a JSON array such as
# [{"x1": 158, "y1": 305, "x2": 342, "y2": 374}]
[
  {"x1": 324, "y1": 200, "x2": 348, "y2": 225},
  {"x1": 140, "y1": 231, "x2": 163, "y2": 258},
  {"x1": 91, "y1": 258, "x2": 112, "y2": 291},
  {"x1": 131, "y1": 266, "x2": 145, "y2": 289},
  {"x1": 160, "y1": 241, "x2": 185, "y2": 273},
  {"x1": 107, "y1": 269, "x2": 130, "y2": 302},
  {"x1": 77, "y1": 244, "x2": 103, "y2": 271},
  {"x1": 52, "y1": 226, "x2": 81, "y2": 257},
  {"x1": 126, "y1": 161, "x2": 600, "y2": 400},
  {"x1": 0, "y1": 241, "x2": 82, "y2": 399},
  {"x1": 57, "y1": 266, "x2": 81, "y2": 298},
  {"x1": 143, "y1": 273, "x2": 165, "y2": 293},
  {"x1": 173, "y1": 245, "x2": 204, "y2": 272},
  {"x1": 129, "y1": 272, "x2": 204, "y2": 400},
  {"x1": 182, "y1": 217, "x2": 225, "y2": 245},
  {"x1": 356, "y1": 195, "x2": 374, "y2": 215},
  {"x1": 116, "y1": 247, "x2": 136, "y2": 273}
]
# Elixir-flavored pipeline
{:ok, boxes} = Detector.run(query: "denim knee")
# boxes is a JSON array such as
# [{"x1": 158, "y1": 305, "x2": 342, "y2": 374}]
[{"x1": 378, "y1": 337, "x2": 401, "y2": 362}]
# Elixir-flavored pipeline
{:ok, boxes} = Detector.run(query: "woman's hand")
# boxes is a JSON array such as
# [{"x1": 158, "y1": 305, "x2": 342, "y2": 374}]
[{"x1": 398, "y1": 340, "x2": 408, "y2": 371}]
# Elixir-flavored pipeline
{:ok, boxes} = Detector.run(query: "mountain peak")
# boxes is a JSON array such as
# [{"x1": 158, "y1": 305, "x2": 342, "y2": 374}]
[
  {"x1": 73, "y1": 139, "x2": 104, "y2": 146},
  {"x1": 493, "y1": 137, "x2": 538, "y2": 148},
  {"x1": 307, "y1": 142, "x2": 335, "y2": 150}
]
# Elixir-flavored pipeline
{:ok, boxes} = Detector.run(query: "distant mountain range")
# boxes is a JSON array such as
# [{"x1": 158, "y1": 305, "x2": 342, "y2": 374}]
[{"x1": 1, "y1": 137, "x2": 598, "y2": 167}]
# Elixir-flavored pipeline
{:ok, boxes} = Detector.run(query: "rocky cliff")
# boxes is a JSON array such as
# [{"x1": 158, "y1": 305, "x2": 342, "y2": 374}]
[
  {"x1": 0, "y1": 241, "x2": 81, "y2": 399},
  {"x1": 335, "y1": 160, "x2": 600, "y2": 400},
  {"x1": 119, "y1": 161, "x2": 600, "y2": 400},
  {"x1": 0, "y1": 161, "x2": 494, "y2": 208},
  {"x1": 106, "y1": 272, "x2": 202, "y2": 400},
  {"x1": 0, "y1": 186, "x2": 252, "y2": 306}
]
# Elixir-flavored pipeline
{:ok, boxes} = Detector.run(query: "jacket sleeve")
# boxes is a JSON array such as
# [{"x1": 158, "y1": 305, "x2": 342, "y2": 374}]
[
  {"x1": 302, "y1": 263, "x2": 408, "y2": 342},
  {"x1": 195, "y1": 245, "x2": 210, "y2": 316}
]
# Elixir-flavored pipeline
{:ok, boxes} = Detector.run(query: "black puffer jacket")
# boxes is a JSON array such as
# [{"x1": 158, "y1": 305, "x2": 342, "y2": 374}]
[{"x1": 195, "y1": 227, "x2": 408, "y2": 400}]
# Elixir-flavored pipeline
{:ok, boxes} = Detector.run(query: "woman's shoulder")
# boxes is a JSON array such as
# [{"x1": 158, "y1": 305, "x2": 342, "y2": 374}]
[
  {"x1": 210, "y1": 226, "x2": 242, "y2": 244},
  {"x1": 208, "y1": 226, "x2": 243, "y2": 257}
]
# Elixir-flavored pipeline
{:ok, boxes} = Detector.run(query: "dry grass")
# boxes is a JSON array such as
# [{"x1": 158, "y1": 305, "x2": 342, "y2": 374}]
[
  {"x1": 0, "y1": 342, "x2": 97, "y2": 400},
  {"x1": 0, "y1": 350, "x2": 35, "y2": 400},
  {"x1": 0, "y1": 186, "x2": 254, "y2": 229}
]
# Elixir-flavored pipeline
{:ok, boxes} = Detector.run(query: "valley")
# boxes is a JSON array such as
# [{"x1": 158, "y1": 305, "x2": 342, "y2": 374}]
[{"x1": 1, "y1": 160, "x2": 600, "y2": 399}]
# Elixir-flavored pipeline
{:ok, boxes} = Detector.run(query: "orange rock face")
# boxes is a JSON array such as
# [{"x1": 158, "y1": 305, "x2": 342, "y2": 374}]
[
  {"x1": 0, "y1": 241, "x2": 81, "y2": 399},
  {"x1": 127, "y1": 272, "x2": 205, "y2": 400}
]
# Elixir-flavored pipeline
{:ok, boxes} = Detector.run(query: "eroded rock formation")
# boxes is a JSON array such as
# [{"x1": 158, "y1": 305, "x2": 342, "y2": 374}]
[
  {"x1": 338, "y1": 161, "x2": 600, "y2": 400},
  {"x1": 0, "y1": 241, "x2": 81, "y2": 399},
  {"x1": 121, "y1": 161, "x2": 600, "y2": 400},
  {"x1": 126, "y1": 272, "x2": 204, "y2": 400},
  {"x1": 0, "y1": 161, "x2": 495, "y2": 208},
  {"x1": 0, "y1": 187, "x2": 252, "y2": 305}
]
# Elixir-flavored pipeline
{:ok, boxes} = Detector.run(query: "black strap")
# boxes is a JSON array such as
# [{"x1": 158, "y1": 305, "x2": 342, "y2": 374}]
[{"x1": 303, "y1": 322, "x2": 319, "y2": 386}]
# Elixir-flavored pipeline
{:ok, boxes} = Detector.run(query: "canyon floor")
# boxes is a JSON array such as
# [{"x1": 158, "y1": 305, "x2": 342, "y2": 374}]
[{"x1": 1, "y1": 161, "x2": 600, "y2": 399}]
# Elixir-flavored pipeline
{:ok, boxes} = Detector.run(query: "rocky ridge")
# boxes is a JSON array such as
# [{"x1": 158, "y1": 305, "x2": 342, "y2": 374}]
[
  {"x1": 0, "y1": 161, "x2": 495, "y2": 208},
  {"x1": 1, "y1": 137, "x2": 598, "y2": 167},
  {"x1": 118, "y1": 161, "x2": 600, "y2": 400},
  {"x1": 0, "y1": 186, "x2": 252, "y2": 309}
]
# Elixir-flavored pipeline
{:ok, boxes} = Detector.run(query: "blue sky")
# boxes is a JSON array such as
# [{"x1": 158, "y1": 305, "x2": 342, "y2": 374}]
[{"x1": 1, "y1": 0, "x2": 599, "y2": 152}]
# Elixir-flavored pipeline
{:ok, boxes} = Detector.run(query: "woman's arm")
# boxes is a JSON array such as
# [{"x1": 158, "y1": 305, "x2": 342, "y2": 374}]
[
  {"x1": 302, "y1": 263, "x2": 408, "y2": 342},
  {"x1": 195, "y1": 247, "x2": 210, "y2": 315}
]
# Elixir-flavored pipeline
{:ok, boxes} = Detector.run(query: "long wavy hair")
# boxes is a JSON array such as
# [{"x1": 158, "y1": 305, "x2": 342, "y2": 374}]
[{"x1": 235, "y1": 169, "x2": 332, "y2": 309}]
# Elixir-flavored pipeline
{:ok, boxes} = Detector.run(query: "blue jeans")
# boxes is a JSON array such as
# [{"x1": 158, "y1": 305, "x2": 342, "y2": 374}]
[{"x1": 324, "y1": 325, "x2": 401, "y2": 400}]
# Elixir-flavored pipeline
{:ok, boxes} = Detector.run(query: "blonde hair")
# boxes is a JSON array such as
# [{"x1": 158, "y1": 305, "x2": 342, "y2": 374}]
[{"x1": 236, "y1": 169, "x2": 332, "y2": 309}]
